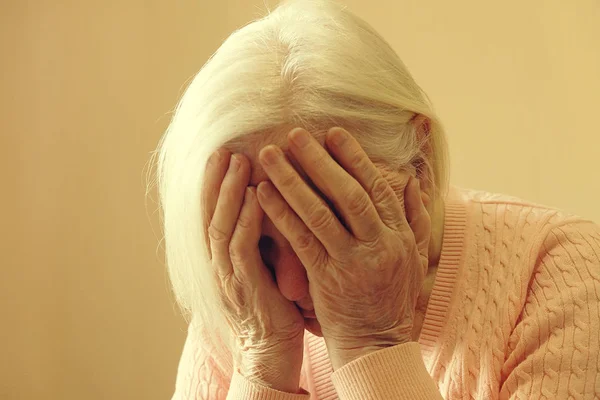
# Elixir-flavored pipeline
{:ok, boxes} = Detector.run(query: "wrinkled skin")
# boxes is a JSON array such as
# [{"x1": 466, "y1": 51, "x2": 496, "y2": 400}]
[
  {"x1": 256, "y1": 127, "x2": 430, "y2": 370},
  {"x1": 202, "y1": 150, "x2": 305, "y2": 392},
  {"x1": 203, "y1": 127, "x2": 431, "y2": 391}
]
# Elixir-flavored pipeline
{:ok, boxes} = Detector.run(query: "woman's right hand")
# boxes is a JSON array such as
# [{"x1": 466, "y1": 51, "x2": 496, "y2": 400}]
[{"x1": 202, "y1": 149, "x2": 305, "y2": 393}]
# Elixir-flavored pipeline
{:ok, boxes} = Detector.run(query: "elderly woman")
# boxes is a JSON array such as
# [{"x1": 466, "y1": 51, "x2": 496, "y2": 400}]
[{"x1": 155, "y1": 1, "x2": 600, "y2": 399}]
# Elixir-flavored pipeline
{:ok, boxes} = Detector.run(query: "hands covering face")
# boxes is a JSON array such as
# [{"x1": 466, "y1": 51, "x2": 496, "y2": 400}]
[
  {"x1": 256, "y1": 127, "x2": 430, "y2": 369},
  {"x1": 204, "y1": 127, "x2": 431, "y2": 380}
]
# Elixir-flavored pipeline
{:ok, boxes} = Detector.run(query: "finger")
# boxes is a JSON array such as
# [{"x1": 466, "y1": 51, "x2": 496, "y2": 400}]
[
  {"x1": 258, "y1": 145, "x2": 352, "y2": 254},
  {"x1": 304, "y1": 317, "x2": 323, "y2": 337},
  {"x1": 404, "y1": 177, "x2": 431, "y2": 264},
  {"x1": 286, "y1": 128, "x2": 383, "y2": 242},
  {"x1": 229, "y1": 187, "x2": 267, "y2": 281},
  {"x1": 209, "y1": 154, "x2": 251, "y2": 277},
  {"x1": 256, "y1": 180, "x2": 329, "y2": 274},
  {"x1": 202, "y1": 148, "x2": 232, "y2": 259},
  {"x1": 325, "y1": 127, "x2": 405, "y2": 231}
]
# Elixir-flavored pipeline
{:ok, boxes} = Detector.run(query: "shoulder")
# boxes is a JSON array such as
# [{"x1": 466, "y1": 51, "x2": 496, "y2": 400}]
[
  {"x1": 454, "y1": 186, "x2": 572, "y2": 217},
  {"x1": 535, "y1": 218, "x2": 600, "y2": 277},
  {"x1": 449, "y1": 188, "x2": 600, "y2": 265},
  {"x1": 451, "y1": 186, "x2": 598, "y2": 239}
]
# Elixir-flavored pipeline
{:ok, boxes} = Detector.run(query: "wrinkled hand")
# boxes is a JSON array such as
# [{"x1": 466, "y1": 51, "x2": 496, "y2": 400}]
[
  {"x1": 202, "y1": 149, "x2": 305, "y2": 392},
  {"x1": 256, "y1": 127, "x2": 431, "y2": 370}
]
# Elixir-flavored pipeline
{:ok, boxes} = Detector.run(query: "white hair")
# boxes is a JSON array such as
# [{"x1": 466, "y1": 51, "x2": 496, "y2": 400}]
[{"x1": 152, "y1": 0, "x2": 448, "y2": 375}]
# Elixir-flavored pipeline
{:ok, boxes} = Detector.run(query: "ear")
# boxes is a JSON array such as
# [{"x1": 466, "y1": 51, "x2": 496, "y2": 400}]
[
  {"x1": 411, "y1": 113, "x2": 431, "y2": 137},
  {"x1": 409, "y1": 114, "x2": 434, "y2": 198}
]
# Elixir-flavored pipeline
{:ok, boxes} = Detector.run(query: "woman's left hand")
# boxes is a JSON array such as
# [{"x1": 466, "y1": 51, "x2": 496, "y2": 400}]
[{"x1": 256, "y1": 127, "x2": 431, "y2": 370}]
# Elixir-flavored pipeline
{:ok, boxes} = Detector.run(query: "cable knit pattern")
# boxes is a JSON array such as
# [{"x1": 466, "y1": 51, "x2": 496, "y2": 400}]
[
  {"x1": 171, "y1": 187, "x2": 600, "y2": 399},
  {"x1": 173, "y1": 323, "x2": 230, "y2": 400}
]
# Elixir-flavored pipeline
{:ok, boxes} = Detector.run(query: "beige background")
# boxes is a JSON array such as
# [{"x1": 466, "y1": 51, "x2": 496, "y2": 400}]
[{"x1": 1, "y1": 0, "x2": 598, "y2": 399}]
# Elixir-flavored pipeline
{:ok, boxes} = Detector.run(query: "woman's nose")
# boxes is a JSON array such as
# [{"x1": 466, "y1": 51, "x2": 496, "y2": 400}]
[
  {"x1": 272, "y1": 247, "x2": 310, "y2": 302},
  {"x1": 259, "y1": 222, "x2": 310, "y2": 302}
]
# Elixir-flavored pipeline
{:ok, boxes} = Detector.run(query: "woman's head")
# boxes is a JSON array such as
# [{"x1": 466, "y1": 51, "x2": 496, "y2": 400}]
[
  {"x1": 224, "y1": 128, "x2": 431, "y2": 339},
  {"x1": 155, "y1": 0, "x2": 448, "y2": 369}
]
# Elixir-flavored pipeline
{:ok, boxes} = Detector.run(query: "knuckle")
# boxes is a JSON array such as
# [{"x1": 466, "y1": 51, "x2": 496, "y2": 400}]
[
  {"x1": 345, "y1": 187, "x2": 371, "y2": 216},
  {"x1": 366, "y1": 242, "x2": 395, "y2": 270},
  {"x1": 270, "y1": 201, "x2": 289, "y2": 224},
  {"x1": 294, "y1": 230, "x2": 315, "y2": 252},
  {"x1": 369, "y1": 176, "x2": 391, "y2": 204},
  {"x1": 280, "y1": 172, "x2": 301, "y2": 190},
  {"x1": 208, "y1": 223, "x2": 229, "y2": 243},
  {"x1": 229, "y1": 238, "x2": 251, "y2": 265},
  {"x1": 313, "y1": 247, "x2": 329, "y2": 268},
  {"x1": 236, "y1": 213, "x2": 253, "y2": 231},
  {"x1": 228, "y1": 241, "x2": 244, "y2": 262},
  {"x1": 306, "y1": 202, "x2": 334, "y2": 231},
  {"x1": 313, "y1": 150, "x2": 330, "y2": 169},
  {"x1": 380, "y1": 244, "x2": 397, "y2": 266},
  {"x1": 347, "y1": 147, "x2": 366, "y2": 170}
]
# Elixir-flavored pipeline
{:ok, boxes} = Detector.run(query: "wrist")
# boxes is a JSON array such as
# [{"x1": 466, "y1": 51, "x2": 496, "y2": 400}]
[
  {"x1": 238, "y1": 360, "x2": 302, "y2": 393},
  {"x1": 237, "y1": 345, "x2": 303, "y2": 393},
  {"x1": 326, "y1": 337, "x2": 412, "y2": 370}
]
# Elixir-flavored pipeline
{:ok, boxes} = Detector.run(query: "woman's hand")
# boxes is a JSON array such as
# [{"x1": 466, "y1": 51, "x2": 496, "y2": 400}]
[
  {"x1": 256, "y1": 127, "x2": 431, "y2": 370},
  {"x1": 202, "y1": 149, "x2": 305, "y2": 392}
]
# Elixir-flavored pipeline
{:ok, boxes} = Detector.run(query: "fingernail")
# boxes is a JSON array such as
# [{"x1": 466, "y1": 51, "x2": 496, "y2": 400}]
[
  {"x1": 245, "y1": 187, "x2": 255, "y2": 202},
  {"x1": 329, "y1": 128, "x2": 348, "y2": 147},
  {"x1": 208, "y1": 149, "x2": 222, "y2": 164},
  {"x1": 410, "y1": 176, "x2": 419, "y2": 190},
  {"x1": 290, "y1": 128, "x2": 310, "y2": 148},
  {"x1": 229, "y1": 154, "x2": 241, "y2": 172},
  {"x1": 257, "y1": 182, "x2": 274, "y2": 199},
  {"x1": 260, "y1": 146, "x2": 281, "y2": 166}
]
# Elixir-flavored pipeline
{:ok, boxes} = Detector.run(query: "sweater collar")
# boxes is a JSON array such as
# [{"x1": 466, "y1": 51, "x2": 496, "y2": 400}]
[{"x1": 418, "y1": 186, "x2": 468, "y2": 358}]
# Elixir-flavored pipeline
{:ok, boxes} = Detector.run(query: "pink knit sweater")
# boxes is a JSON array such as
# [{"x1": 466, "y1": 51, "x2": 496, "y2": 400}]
[{"x1": 172, "y1": 188, "x2": 600, "y2": 399}]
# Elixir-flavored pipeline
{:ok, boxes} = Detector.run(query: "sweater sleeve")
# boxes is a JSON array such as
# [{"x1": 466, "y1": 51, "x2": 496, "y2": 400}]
[
  {"x1": 172, "y1": 322, "x2": 310, "y2": 400},
  {"x1": 226, "y1": 372, "x2": 310, "y2": 399},
  {"x1": 500, "y1": 220, "x2": 600, "y2": 398},
  {"x1": 330, "y1": 342, "x2": 443, "y2": 399}
]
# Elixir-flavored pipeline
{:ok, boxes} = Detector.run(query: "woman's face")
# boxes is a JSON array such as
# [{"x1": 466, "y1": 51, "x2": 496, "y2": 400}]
[{"x1": 225, "y1": 132, "x2": 409, "y2": 337}]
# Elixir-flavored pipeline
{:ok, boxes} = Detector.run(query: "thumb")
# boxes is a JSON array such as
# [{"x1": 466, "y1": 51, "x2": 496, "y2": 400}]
[{"x1": 404, "y1": 177, "x2": 431, "y2": 269}]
